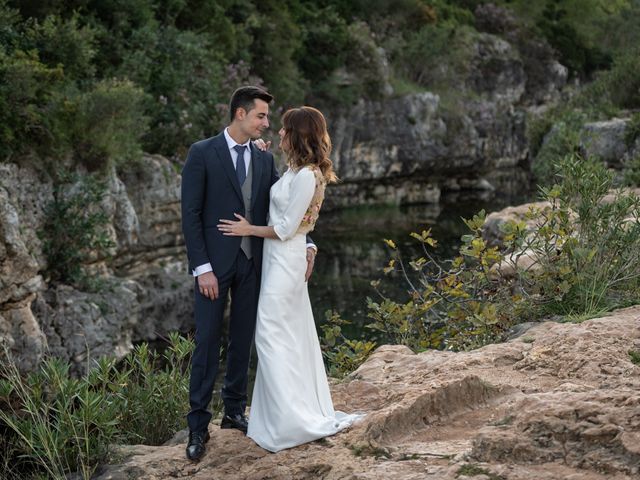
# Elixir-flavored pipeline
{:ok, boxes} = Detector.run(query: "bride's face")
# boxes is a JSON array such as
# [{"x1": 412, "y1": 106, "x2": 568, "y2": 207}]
[{"x1": 278, "y1": 127, "x2": 289, "y2": 152}]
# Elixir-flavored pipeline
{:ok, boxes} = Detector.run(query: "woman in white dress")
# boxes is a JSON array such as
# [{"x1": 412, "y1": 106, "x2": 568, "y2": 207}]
[{"x1": 217, "y1": 106, "x2": 363, "y2": 452}]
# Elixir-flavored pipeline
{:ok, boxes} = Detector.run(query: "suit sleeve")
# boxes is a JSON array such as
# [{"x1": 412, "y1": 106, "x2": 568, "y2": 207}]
[
  {"x1": 272, "y1": 168, "x2": 316, "y2": 242},
  {"x1": 181, "y1": 144, "x2": 210, "y2": 269}
]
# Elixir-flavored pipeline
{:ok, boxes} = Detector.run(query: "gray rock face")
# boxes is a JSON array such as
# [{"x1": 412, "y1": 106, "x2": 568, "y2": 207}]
[
  {"x1": 0, "y1": 156, "x2": 193, "y2": 371},
  {"x1": 578, "y1": 117, "x2": 640, "y2": 183},
  {"x1": 326, "y1": 32, "x2": 551, "y2": 209},
  {"x1": 32, "y1": 280, "x2": 139, "y2": 370},
  {"x1": 0, "y1": 163, "x2": 51, "y2": 369},
  {"x1": 329, "y1": 94, "x2": 529, "y2": 208},
  {"x1": 580, "y1": 118, "x2": 631, "y2": 169}
]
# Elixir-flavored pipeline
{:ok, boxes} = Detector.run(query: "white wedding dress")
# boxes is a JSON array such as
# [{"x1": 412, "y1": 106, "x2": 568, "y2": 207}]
[{"x1": 247, "y1": 166, "x2": 363, "y2": 453}]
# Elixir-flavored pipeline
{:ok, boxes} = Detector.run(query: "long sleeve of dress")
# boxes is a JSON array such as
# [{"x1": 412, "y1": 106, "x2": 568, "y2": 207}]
[{"x1": 273, "y1": 168, "x2": 317, "y2": 242}]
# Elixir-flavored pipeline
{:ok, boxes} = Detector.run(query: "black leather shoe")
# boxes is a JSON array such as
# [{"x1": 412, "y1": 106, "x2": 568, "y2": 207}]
[
  {"x1": 220, "y1": 412, "x2": 248, "y2": 434},
  {"x1": 186, "y1": 429, "x2": 210, "y2": 461}
]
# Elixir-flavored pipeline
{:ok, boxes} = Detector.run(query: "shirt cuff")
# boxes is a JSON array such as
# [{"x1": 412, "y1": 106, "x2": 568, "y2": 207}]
[
  {"x1": 193, "y1": 263, "x2": 213, "y2": 277},
  {"x1": 306, "y1": 243, "x2": 317, "y2": 253}
]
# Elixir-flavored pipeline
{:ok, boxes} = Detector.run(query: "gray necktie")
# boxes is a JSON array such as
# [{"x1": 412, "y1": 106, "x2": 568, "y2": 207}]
[{"x1": 234, "y1": 145, "x2": 247, "y2": 186}]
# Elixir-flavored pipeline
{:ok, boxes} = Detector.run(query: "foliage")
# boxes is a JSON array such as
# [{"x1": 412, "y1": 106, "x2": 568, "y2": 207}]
[
  {"x1": 366, "y1": 217, "x2": 520, "y2": 352},
  {"x1": 0, "y1": 333, "x2": 196, "y2": 480},
  {"x1": 530, "y1": 110, "x2": 585, "y2": 187},
  {"x1": 535, "y1": 0, "x2": 612, "y2": 76},
  {"x1": 322, "y1": 154, "x2": 640, "y2": 374},
  {"x1": 2, "y1": 0, "x2": 640, "y2": 164},
  {"x1": 113, "y1": 25, "x2": 229, "y2": 158},
  {"x1": 623, "y1": 154, "x2": 640, "y2": 188},
  {"x1": 530, "y1": 47, "x2": 640, "y2": 187},
  {"x1": 113, "y1": 335, "x2": 195, "y2": 445},
  {"x1": 520, "y1": 156, "x2": 640, "y2": 316},
  {"x1": 320, "y1": 311, "x2": 377, "y2": 378},
  {"x1": 0, "y1": 47, "x2": 64, "y2": 160},
  {"x1": 624, "y1": 113, "x2": 640, "y2": 149},
  {"x1": 70, "y1": 78, "x2": 148, "y2": 169},
  {"x1": 39, "y1": 171, "x2": 114, "y2": 289}
]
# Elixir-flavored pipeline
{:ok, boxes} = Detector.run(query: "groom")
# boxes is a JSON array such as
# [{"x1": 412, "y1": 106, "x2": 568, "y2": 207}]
[{"x1": 181, "y1": 86, "x2": 316, "y2": 461}]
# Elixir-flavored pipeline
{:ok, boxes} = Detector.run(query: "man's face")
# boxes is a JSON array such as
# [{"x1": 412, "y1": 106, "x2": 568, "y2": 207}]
[{"x1": 238, "y1": 99, "x2": 269, "y2": 139}]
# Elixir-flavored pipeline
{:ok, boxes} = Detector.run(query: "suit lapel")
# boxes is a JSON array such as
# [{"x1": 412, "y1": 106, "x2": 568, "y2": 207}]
[
  {"x1": 250, "y1": 143, "x2": 263, "y2": 209},
  {"x1": 213, "y1": 134, "x2": 243, "y2": 202}
]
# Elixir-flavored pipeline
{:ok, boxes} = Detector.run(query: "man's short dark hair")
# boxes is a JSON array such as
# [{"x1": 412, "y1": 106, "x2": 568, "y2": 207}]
[{"x1": 229, "y1": 86, "x2": 273, "y2": 122}]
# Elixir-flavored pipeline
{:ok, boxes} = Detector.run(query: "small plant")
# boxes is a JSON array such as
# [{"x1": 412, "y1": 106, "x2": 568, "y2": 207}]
[
  {"x1": 116, "y1": 332, "x2": 196, "y2": 445},
  {"x1": 520, "y1": 155, "x2": 640, "y2": 317},
  {"x1": 320, "y1": 310, "x2": 377, "y2": 379},
  {"x1": 0, "y1": 354, "x2": 119, "y2": 479},
  {"x1": 39, "y1": 170, "x2": 114, "y2": 290},
  {"x1": 629, "y1": 350, "x2": 640, "y2": 365},
  {"x1": 0, "y1": 333, "x2": 196, "y2": 479},
  {"x1": 321, "y1": 155, "x2": 640, "y2": 377},
  {"x1": 624, "y1": 113, "x2": 640, "y2": 149}
]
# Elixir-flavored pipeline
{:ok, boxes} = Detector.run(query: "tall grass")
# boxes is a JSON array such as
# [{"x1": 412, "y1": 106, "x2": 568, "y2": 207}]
[{"x1": 0, "y1": 332, "x2": 200, "y2": 480}]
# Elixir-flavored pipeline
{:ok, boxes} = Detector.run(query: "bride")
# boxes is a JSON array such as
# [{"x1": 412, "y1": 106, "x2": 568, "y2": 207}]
[{"x1": 217, "y1": 106, "x2": 363, "y2": 452}]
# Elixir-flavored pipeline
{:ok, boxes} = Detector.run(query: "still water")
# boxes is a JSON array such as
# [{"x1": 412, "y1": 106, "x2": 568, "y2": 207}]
[{"x1": 307, "y1": 192, "x2": 533, "y2": 337}]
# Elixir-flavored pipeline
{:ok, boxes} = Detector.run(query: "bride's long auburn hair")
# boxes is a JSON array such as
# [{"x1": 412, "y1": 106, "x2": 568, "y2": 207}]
[{"x1": 281, "y1": 106, "x2": 338, "y2": 184}]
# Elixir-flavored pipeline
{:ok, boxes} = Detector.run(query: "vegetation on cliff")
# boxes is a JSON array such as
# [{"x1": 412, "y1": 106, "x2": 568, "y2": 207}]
[{"x1": 1, "y1": 0, "x2": 639, "y2": 166}]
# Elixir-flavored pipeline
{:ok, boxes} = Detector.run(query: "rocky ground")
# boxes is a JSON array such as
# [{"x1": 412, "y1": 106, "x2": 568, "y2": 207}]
[{"x1": 95, "y1": 306, "x2": 640, "y2": 480}]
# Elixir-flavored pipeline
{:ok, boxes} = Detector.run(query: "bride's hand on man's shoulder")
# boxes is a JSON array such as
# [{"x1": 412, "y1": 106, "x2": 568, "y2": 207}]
[{"x1": 253, "y1": 138, "x2": 271, "y2": 151}]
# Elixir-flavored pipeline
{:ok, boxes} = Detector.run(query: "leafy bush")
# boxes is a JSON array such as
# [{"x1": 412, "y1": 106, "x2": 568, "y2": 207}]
[
  {"x1": 0, "y1": 48, "x2": 64, "y2": 160},
  {"x1": 522, "y1": 156, "x2": 640, "y2": 316},
  {"x1": 70, "y1": 78, "x2": 148, "y2": 170},
  {"x1": 114, "y1": 25, "x2": 232, "y2": 159},
  {"x1": 322, "y1": 154, "x2": 640, "y2": 374},
  {"x1": 536, "y1": 0, "x2": 612, "y2": 76},
  {"x1": 0, "y1": 333, "x2": 196, "y2": 480},
  {"x1": 113, "y1": 336, "x2": 195, "y2": 445},
  {"x1": 39, "y1": 171, "x2": 114, "y2": 289},
  {"x1": 22, "y1": 13, "x2": 97, "y2": 80}
]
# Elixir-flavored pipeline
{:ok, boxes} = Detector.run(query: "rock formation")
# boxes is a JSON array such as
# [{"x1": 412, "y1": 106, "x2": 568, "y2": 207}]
[
  {"x1": 95, "y1": 306, "x2": 640, "y2": 480},
  {"x1": 0, "y1": 156, "x2": 193, "y2": 371}
]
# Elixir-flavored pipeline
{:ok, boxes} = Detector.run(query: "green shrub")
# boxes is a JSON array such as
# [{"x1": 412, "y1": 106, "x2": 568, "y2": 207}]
[
  {"x1": 624, "y1": 113, "x2": 640, "y2": 148},
  {"x1": 22, "y1": 13, "x2": 97, "y2": 80},
  {"x1": 114, "y1": 25, "x2": 230, "y2": 158},
  {"x1": 114, "y1": 334, "x2": 195, "y2": 445},
  {"x1": 366, "y1": 217, "x2": 519, "y2": 353},
  {"x1": 526, "y1": 155, "x2": 640, "y2": 316},
  {"x1": 320, "y1": 311, "x2": 377, "y2": 378},
  {"x1": 531, "y1": 110, "x2": 585, "y2": 187},
  {"x1": 39, "y1": 171, "x2": 114, "y2": 289},
  {"x1": 70, "y1": 78, "x2": 148, "y2": 170},
  {"x1": 536, "y1": 1, "x2": 612, "y2": 77},
  {"x1": 0, "y1": 355, "x2": 120, "y2": 479},
  {"x1": 0, "y1": 333, "x2": 196, "y2": 480},
  {"x1": 0, "y1": 48, "x2": 65, "y2": 160},
  {"x1": 605, "y1": 50, "x2": 640, "y2": 110},
  {"x1": 392, "y1": 23, "x2": 475, "y2": 90}
]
